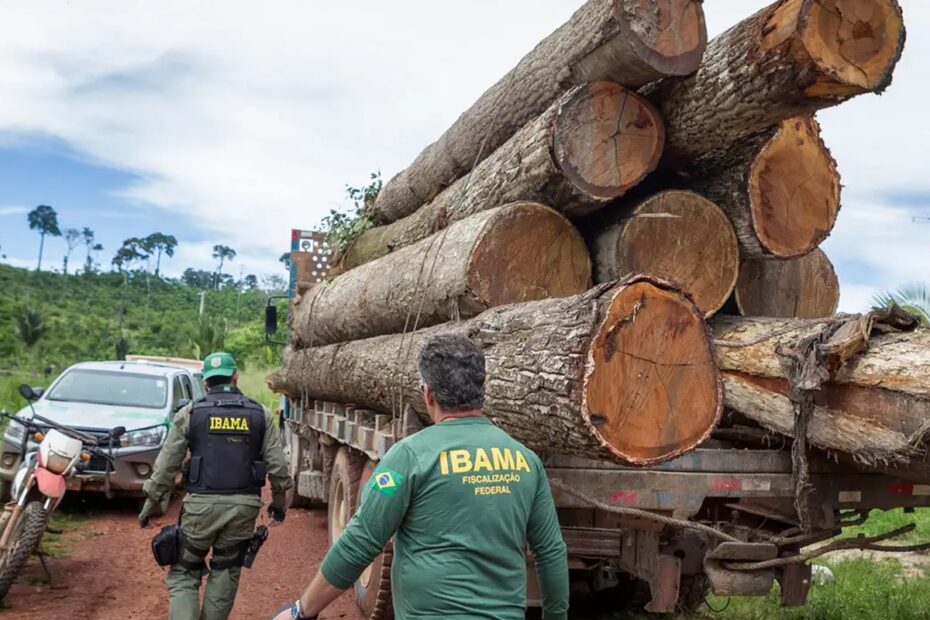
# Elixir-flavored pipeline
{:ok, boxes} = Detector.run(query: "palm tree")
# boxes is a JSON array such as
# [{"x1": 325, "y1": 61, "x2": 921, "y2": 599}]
[
  {"x1": 212, "y1": 244, "x2": 236, "y2": 289},
  {"x1": 27, "y1": 205, "x2": 61, "y2": 271},
  {"x1": 82, "y1": 227, "x2": 96, "y2": 273},
  {"x1": 144, "y1": 232, "x2": 178, "y2": 277},
  {"x1": 872, "y1": 283, "x2": 930, "y2": 325},
  {"x1": 62, "y1": 228, "x2": 81, "y2": 274},
  {"x1": 16, "y1": 307, "x2": 47, "y2": 346}
]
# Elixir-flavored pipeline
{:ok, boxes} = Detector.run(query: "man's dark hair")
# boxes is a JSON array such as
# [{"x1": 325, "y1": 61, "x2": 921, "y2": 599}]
[
  {"x1": 417, "y1": 334, "x2": 485, "y2": 412},
  {"x1": 205, "y1": 374, "x2": 233, "y2": 389}
]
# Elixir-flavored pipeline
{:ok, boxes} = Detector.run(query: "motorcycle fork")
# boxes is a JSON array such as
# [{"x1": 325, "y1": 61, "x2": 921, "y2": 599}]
[{"x1": 0, "y1": 472, "x2": 35, "y2": 550}]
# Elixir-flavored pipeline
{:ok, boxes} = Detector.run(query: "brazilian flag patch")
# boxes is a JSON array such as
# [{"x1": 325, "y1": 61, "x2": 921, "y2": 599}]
[{"x1": 371, "y1": 468, "x2": 405, "y2": 497}]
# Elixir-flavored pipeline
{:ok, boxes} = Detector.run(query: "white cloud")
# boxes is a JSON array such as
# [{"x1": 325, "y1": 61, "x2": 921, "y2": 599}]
[
  {"x1": 0, "y1": 0, "x2": 928, "y2": 296},
  {"x1": 838, "y1": 283, "x2": 880, "y2": 314},
  {"x1": 0, "y1": 205, "x2": 27, "y2": 217}
]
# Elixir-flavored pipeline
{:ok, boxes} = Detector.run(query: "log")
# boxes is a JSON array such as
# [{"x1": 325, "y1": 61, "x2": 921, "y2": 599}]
[
  {"x1": 290, "y1": 202, "x2": 591, "y2": 348},
  {"x1": 270, "y1": 277, "x2": 722, "y2": 465},
  {"x1": 370, "y1": 0, "x2": 706, "y2": 224},
  {"x1": 589, "y1": 190, "x2": 739, "y2": 317},
  {"x1": 648, "y1": 0, "x2": 905, "y2": 164},
  {"x1": 734, "y1": 248, "x2": 839, "y2": 318},
  {"x1": 713, "y1": 309, "x2": 930, "y2": 463},
  {"x1": 340, "y1": 82, "x2": 664, "y2": 271},
  {"x1": 692, "y1": 116, "x2": 841, "y2": 259}
]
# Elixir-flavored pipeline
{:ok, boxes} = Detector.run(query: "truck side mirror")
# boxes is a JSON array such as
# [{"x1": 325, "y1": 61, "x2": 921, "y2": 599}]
[
  {"x1": 265, "y1": 304, "x2": 278, "y2": 336},
  {"x1": 174, "y1": 399, "x2": 190, "y2": 413}
]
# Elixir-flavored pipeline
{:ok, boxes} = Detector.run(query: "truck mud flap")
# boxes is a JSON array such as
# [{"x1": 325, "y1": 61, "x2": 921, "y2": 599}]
[{"x1": 704, "y1": 542, "x2": 777, "y2": 597}]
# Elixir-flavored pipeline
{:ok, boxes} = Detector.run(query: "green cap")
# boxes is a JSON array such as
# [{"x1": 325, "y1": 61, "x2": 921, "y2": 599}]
[{"x1": 202, "y1": 351, "x2": 237, "y2": 379}]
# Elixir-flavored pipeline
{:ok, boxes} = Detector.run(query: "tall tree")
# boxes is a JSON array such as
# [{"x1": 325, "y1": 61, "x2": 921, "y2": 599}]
[
  {"x1": 82, "y1": 227, "x2": 97, "y2": 273},
  {"x1": 212, "y1": 244, "x2": 236, "y2": 289},
  {"x1": 111, "y1": 237, "x2": 150, "y2": 273},
  {"x1": 62, "y1": 228, "x2": 81, "y2": 274},
  {"x1": 181, "y1": 268, "x2": 214, "y2": 289},
  {"x1": 27, "y1": 205, "x2": 61, "y2": 271},
  {"x1": 90, "y1": 242, "x2": 104, "y2": 271},
  {"x1": 873, "y1": 283, "x2": 930, "y2": 326},
  {"x1": 144, "y1": 232, "x2": 178, "y2": 277},
  {"x1": 242, "y1": 274, "x2": 258, "y2": 290}
]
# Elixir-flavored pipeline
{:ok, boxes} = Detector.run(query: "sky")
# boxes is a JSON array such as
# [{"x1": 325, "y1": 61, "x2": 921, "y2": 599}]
[{"x1": 0, "y1": 1, "x2": 927, "y2": 311}]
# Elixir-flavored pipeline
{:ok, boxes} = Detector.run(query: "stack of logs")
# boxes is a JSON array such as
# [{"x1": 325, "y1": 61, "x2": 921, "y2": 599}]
[{"x1": 270, "y1": 0, "x2": 927, "y2": 472}]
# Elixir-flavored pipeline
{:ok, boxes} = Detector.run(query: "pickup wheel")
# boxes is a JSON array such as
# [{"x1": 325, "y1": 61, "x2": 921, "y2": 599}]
[
  {"x1": 354, "y1": 458, "x2": 394, "y2": 620},
  {"x1": 327, "y1": 447, "x2": 364, "y2": 546}
]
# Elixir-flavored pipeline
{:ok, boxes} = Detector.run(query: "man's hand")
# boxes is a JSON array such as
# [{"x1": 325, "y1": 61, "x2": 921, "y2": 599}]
[
  {"x1": 270, "y1": 603, "x2": 295, "y2": 620},
  {"x1": 269, "y1": 492, "x2": 287, "y2": 526},
  {"x1": 138, "y1": 496, "x2": 164, "y2": 528}
]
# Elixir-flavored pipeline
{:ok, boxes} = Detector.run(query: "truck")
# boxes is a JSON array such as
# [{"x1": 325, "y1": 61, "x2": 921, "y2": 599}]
[{"x1": 267, "y1": 229, "x2": 930, "y2": 617}]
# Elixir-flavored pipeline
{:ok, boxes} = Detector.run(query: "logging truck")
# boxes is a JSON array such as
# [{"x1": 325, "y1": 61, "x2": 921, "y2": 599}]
[{"x1": 267, "y1": 229, "x2": 930, "y2": 617}]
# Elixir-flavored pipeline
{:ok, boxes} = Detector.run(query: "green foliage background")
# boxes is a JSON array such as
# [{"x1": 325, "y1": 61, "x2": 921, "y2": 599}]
[{"x1": 0, "y1": 263, "x2": 280, "y2": 411}]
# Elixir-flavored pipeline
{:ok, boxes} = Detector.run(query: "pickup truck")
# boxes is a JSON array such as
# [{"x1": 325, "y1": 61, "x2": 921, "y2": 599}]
[{"x1": 1, "y1": 358, "x2": 204, "y2": 498}]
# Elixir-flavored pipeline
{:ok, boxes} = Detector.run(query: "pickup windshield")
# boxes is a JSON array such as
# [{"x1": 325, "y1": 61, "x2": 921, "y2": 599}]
[{"x1": 46, "y1": 369, "x2": 168, "y2": 409}]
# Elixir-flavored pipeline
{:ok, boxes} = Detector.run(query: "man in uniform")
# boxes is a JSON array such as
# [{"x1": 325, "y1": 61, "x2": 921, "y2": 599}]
[
  {"x1": 139, "y1": 351, "x2": 293, "y2": 620},
  {"x1": 273, "y1": 334, "x2": 569, "y2": 620}
]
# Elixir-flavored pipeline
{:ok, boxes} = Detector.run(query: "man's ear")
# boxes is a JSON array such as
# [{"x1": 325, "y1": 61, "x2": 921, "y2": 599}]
[{"x1": 422, "y1": 384, "x2": 434, "y2": 407}]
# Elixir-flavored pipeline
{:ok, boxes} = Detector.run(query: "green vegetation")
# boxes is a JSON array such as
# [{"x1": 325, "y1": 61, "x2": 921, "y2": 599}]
[
  {"x1": 873, "y1": 282, "x2": 930, "y2": 325},
  {"x1": 701, "y1": 558, "x2": 930, "y2": 620},
  {"x1": 0, "y1": 263, "x2": 281, "y2": 396},
  {"x1": 320, "y1": 171, "x2": 381, "y2": 254}
]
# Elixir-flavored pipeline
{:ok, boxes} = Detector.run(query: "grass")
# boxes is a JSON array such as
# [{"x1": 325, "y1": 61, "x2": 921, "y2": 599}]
[
  {"x1": 842, "y1": 507, "x2": 930, "y2": 543},
  {"x1": 237, "y1": 364, "x2": 279, "y2": 410},
  {"x1": 701, "y1": 557, "x2": 930, "y2": 620},
  {"x1": 38, "y1": 511, "x2": 89, "y2": 559}
]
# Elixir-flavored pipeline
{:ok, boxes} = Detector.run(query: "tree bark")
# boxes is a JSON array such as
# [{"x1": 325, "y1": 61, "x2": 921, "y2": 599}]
[
  {"x1": 647, "y1": 0, "x2": 905, "y2": 164},
  {"x1": 290, "y1": 202, "x2": 591, "y2": 348},
  {"x1": 734, "y1": 248, "x2": 840, "y2": 318},
  {"x1": 370, "y1": 0, "x2": 706, "y2": 224},
  {"x1": 588, "y1": 190, "x2": 739, "y2": 317},
  {"x1": 270, "y1": 277, "x2": 722, "y2": 465},
  {"x1": 340, "y1": 82, "x2": 664, "y2": 272},
  {"x1": 691, "y1": 116, "x2": 841, "y2": 259},
  {"x1": 713, "y1": 311, "x2": 930, "y2": 463}
]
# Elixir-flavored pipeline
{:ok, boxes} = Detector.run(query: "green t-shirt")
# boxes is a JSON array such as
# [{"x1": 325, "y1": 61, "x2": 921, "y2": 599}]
[{"x1": 321, "y1": 416, "x2": 569, "y2": 619}]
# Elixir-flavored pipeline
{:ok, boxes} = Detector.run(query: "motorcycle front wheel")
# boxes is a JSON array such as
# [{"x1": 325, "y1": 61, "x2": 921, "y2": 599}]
[{"x1": 0, "y1": 501, "x2": 49, "y2": 601}]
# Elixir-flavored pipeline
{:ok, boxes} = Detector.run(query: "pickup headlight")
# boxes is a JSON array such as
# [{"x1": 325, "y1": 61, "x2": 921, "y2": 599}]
[
  {"x1": 120, "y1": 426, "x2": 167, "y2": 448},
  {"x1": 4, "y1": 422, "x2": 25, "y2": 443}
]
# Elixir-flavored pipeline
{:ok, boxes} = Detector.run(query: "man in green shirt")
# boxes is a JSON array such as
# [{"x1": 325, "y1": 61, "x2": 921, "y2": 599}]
[
  {"x1": 273, "y1": 334, "x2": 569, "y2": 620},
  {"x1": 139, "y1": 352, "x2": 293, "y2": 620}
]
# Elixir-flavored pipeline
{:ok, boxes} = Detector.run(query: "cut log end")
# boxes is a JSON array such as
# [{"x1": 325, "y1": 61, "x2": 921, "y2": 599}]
[
  {"x1": 801, "y1": 0, "x2": 906, "y2": 93},
  {"x1": 618, "y1": 0, "x2": 707, "y2": 75},
  {"x1": 583, "y1": 279, "x2": 721, "y2": 465},
  {"x1": 552, "y1": 82, "x2": 664, "y2": 206},
  {"x1": 599, "y1": 190, "x2": 739, "y2": 317},
  {"x1": 467, "y1": 202, "x2": 591, "y2": 308},
  {"x1": 748, "y1": 116, "x2": 840, "y2": 258},
  {"x1": 735, "y1": 248, "x2": 840, "y2": 318}
]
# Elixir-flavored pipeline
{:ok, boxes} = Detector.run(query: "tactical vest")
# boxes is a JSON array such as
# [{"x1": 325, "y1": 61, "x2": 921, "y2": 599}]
[{"x1": 185, "y1": 390, "x2": 267, "y2": 495}]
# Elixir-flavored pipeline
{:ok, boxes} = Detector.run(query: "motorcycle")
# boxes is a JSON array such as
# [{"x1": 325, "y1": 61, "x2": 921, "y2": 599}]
[{"x1": 0, "y1": 384, "x2": 125, "y2": 601}]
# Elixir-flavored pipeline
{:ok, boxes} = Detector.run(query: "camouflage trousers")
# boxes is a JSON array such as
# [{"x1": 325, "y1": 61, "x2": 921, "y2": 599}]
[{"x1": 166, "y1": 501, "x2": 260, "y2": 620}]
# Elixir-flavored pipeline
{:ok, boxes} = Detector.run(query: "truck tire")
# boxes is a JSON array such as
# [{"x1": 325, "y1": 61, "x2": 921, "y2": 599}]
[
  {"x1": 328, "y1": 447, "x2": 365, "y2": 546},
  {"x1": 0, "y1": 501, "x2": 49, "y2": 601},
  {"x1": 354, "y1": 458, "x2": 394, "y2": 620}
]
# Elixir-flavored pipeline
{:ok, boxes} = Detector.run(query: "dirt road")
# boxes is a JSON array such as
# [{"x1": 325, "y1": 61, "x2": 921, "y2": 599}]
[{"x1": 4, "y1": 495, "x2": 364, "y2": 620}]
